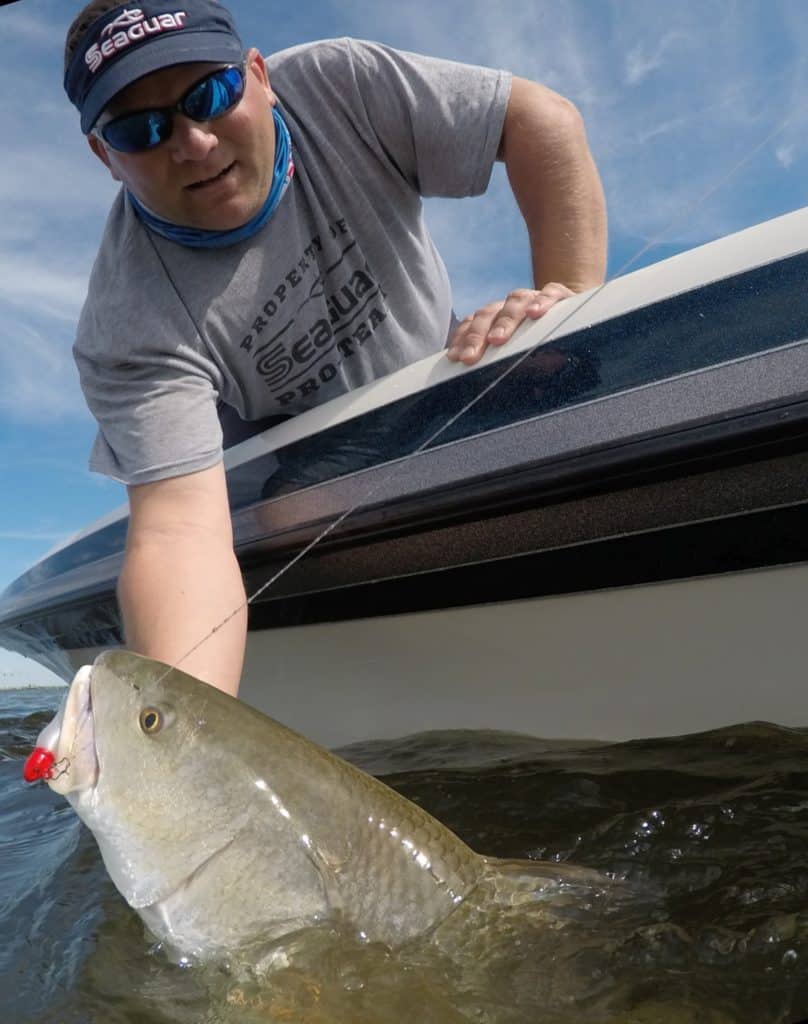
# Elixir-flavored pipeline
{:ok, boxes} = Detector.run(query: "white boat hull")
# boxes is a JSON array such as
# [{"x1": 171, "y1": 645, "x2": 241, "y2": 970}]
[{"x1": 66, "y1": 562, "x2": 806, "y2": 748}]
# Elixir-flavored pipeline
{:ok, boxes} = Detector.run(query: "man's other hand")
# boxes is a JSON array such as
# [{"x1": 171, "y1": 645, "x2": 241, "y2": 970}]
[{"x1": 446, "y1": 282, "x2": 575, "y2": 366}]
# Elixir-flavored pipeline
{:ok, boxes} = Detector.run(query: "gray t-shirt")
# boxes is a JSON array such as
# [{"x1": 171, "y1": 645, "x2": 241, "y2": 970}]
[{"x1": 73, "y1": 38, "x2": 511, "y2": 485}]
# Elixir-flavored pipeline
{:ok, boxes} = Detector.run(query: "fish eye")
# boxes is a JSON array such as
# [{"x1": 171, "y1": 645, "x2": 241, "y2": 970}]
[{"x1": 139, "y1": 707, "x2": 164, "y2": 734}]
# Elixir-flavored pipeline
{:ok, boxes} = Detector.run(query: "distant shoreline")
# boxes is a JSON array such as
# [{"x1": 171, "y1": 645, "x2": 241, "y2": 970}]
[{"x1": 0, "y1": 683, "x2": 66, "y2": 691}]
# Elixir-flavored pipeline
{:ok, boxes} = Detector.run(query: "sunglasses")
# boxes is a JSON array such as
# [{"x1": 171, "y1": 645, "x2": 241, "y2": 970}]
[{"x1": 95, "y1": 62, "x2": 247, "y2": 154}]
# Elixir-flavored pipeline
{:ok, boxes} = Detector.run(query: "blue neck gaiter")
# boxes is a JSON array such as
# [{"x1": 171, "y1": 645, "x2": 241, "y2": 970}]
[{"x1": 127, "y1": 107, "x2": 295, "y2": 249}]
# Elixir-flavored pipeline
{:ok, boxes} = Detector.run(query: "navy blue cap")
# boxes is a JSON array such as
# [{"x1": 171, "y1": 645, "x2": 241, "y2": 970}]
[{"x1": 65, "y1": 1, "x2": 244, "y2": 133}]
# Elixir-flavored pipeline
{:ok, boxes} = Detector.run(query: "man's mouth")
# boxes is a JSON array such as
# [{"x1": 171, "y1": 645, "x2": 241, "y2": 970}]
[{"x1": 186, "y1": 161, "x2": 236, "y2": 191}]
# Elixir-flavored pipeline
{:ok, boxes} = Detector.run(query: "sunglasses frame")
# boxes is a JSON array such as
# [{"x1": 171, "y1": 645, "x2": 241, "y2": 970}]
[{"x1": 93, "y1": 60, "x2": 248, "y2": 153}]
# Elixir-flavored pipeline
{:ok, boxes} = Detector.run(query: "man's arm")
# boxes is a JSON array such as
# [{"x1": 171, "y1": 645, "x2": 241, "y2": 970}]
[
  {"x1": 118, "y1": 463, "x2": 247, "y2": 697},
  {"x1": 447, "y1": 76, "x2": 607, "y2": 364}
]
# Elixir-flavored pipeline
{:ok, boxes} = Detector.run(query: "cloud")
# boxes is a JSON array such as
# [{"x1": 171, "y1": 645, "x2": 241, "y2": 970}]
[
  {"x1": 0, "y1": 141, "x2": 116, "y2": 215},
  {"x1": 776, "y1": 144, "x2": 796, "y2": 169},
  {"x1": 0, "y1": 6, "x2": 65, "y2": 47},
  {"x1": 624, "y1": 32, "x2": 689, "y2": 86},
  {"x1": 0, "y1": 317, "x2": 84, "y2": 421},
  {"x1": 0, "y1": 85, "x2": 112, "y2": 422},
  {"x1": 0, "y1": 529, "x2": 68, "y2": 542},
  {"x1": 0, "y1": 260, "x2": 88, "y2": 320},
  {"x1": 321, "y1": 0, "x2": 808, "y2": 256}
]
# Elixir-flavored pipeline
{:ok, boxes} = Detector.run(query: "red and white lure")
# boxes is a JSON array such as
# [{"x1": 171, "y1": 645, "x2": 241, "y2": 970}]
[
  {"x1": 22, "y1": 693, "x2": 71, "y2": 784},
  {"x1": 23, "y1": 746, "x2": 56, "y2": 783}
]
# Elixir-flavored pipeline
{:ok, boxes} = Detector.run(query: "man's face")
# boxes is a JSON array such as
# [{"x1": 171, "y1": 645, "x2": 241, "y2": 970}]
[{"x1": 88, "y1": 49, "x2": 276, "y2": 230}]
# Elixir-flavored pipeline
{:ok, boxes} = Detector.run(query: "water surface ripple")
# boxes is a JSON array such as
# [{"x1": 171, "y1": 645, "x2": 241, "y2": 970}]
[{"x1": 2, "y1": 689, "x2": 807, "y2": 1022}]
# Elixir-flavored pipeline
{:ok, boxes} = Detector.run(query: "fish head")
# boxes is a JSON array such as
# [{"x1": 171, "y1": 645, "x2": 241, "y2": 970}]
[
  {"x1": 35, "y1": 650, "x2": 256, "y2": 911},
  {"x1": 31, "y1": 650, "x2": 479, "y2": 956}
]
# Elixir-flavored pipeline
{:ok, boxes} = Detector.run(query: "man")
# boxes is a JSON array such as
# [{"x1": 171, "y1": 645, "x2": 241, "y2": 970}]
[{"x1": 64, "y1": 0, "x2": 607, "y2": 698}]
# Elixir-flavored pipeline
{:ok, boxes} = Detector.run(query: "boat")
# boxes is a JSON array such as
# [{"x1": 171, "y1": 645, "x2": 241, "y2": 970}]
[{"x1": 2, "y1": 209, "x2": 807, "y2": 748}]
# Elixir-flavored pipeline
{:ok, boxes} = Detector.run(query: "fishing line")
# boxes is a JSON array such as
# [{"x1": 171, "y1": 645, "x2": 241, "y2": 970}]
[{"x1": 161, "y1": 112, "x2": 793, "y2": 682}]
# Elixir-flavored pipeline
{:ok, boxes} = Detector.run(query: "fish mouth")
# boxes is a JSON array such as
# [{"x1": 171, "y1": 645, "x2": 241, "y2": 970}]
[
  {"x1": 186, "y1": 161, "x2": 236, "y2": 191},
  {"x1": 37, "y1": 665, "x2": 98, "y2": 796}
]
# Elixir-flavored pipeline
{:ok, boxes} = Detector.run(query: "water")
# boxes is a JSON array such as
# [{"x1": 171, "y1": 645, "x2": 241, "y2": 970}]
[{"x1": 2, "y1": 687, "x2": 808, "y2": 1023}]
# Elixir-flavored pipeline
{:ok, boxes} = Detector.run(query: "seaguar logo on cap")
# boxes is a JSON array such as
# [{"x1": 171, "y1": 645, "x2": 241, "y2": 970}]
[{"x1": 85, "y1": 8, "x2": 188, "y2": 73}]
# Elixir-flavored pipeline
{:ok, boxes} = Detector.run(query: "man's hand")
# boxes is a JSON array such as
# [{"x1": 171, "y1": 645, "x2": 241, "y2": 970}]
[{"x1": 446, "y1": 281, "x2": 575, "y2": 366}]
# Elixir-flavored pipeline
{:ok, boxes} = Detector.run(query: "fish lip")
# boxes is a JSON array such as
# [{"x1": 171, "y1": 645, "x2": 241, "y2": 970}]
[{"x1": 39, "y1": 665, "x2": 98, "y2": 794}]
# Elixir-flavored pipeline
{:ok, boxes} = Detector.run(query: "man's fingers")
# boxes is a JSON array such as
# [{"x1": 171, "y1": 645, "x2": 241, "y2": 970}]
[
  {"x1": 447, "y1": 305, "x2": 503, "y2": 364},
  {"x1": 482, "y1": 292, "x2": 535, "y2": 346},
  {"x1": 488, "y1": 285, "x2": 574, "y2": 340},
  {"x1": 538, "y1": 282, "x2": 576, "y2": 303},
  {"x1": 447, "y1": 284, "x2": 576, "y2": 365}
]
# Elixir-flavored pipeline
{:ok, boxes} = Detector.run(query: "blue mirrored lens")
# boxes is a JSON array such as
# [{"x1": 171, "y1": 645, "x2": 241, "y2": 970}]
[
  {"x1": 102, "y1": 111, "x2": 171, "y2": 153},
  {"x1": 183, "y1": 66, "x2": 244, "y2": 121}
]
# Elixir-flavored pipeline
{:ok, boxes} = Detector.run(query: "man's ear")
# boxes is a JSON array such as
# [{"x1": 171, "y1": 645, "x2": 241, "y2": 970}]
[
  {"x1": 87, "y1": 133, "x2": 121, "y2": 181},
  {"x1": 245, "y1": 47, "x2": 275, "y2": 105}
]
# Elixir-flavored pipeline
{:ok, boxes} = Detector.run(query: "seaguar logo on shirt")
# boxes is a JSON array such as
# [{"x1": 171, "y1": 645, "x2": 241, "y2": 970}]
[{"x1": 85, "y1": 8, "x2": 188, "y2": 73}]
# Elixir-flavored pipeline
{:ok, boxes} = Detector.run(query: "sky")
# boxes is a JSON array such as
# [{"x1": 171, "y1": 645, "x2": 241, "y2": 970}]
[{"x1": 0, "y1": 0, "x2": 807, "y2": 686}]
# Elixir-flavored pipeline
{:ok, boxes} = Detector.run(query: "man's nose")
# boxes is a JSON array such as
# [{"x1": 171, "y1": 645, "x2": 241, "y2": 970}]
[{"x1": 169, "y1": 116, "x2": 219, "y2": 162}]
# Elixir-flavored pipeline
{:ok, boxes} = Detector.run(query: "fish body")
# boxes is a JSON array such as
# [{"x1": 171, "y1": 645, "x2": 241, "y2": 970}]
[
  {"x1": 26, "y1": 654, "x2": 762, "y2": 1023},
  {"x1": 40, "y1": 651, "x2": 492, "y2": 962}
]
